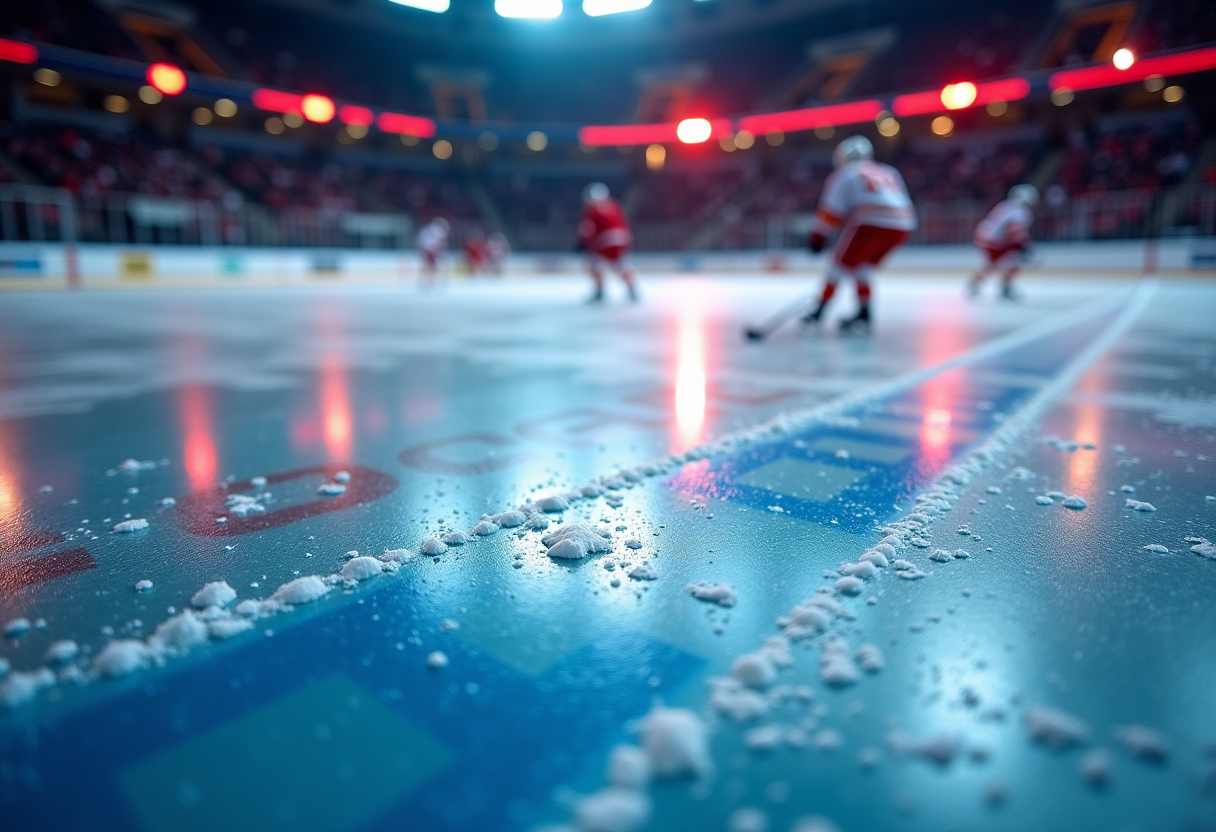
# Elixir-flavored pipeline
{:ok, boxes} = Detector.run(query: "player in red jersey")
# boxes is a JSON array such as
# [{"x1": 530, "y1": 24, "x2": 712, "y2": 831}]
[
  {"x1": 578, "y1": 183, "x2": 638, "y2": 303},
  {"x1": 803, "y1": 136, "x2": 917, "y2": 332},
  {"x1": 967, "y1": 184, "x2": 1039, "y2": 301}
]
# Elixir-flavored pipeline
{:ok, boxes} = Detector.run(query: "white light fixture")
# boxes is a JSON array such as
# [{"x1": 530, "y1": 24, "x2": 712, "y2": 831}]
[
  {"x1": 495, "y1": 0, "x2": 562, "y2": 17},
  {"x1": 388, "y1": 0, "x2": 451, "y2": 12},
  {"x1": 583, "y1": 0, "x2": 650, "y2": 16}
]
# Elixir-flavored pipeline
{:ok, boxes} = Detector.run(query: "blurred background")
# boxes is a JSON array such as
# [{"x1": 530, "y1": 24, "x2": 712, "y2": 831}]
[{"x1": 0, "y1": 0, "x2": 1212, "y2": 261}]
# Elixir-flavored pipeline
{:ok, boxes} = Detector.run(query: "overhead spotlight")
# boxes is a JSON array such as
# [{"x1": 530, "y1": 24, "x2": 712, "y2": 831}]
[
  {"x1": 495, "y1": 0, "x2": 562, "y2": 18},
  {"x1": 877, "y1": 116, "x2": 900, "y2": 137},
  {"x1": 734, "y1": 130, "x2": 755, "y2": 150},
  {"x1": 645, "y1": 144, "x2": 666, "y2": 169},
  {"x1": 265, "y1": 116, "x2": 286, "y2": 135},
  {"x1": 478, "y1": 131, "x2": 499, "y2": 151},
  {"x1": 214, "y1": 98, "x2": 238, "y2": 117},
  {"x1": 191, "y1": 107, "x2": 213, "y2": 126},
  {"x1": 34, "y1": 68, "x2": 61, "y2": 86},
  {"x1": 719, "y1": 135, "x2": 736, "y2": 152},
  {"x1": 814, "y1": 126, "x2": 834, "y2": 140},
  {"x1": 526, "y1": 130, "x2": 548, "y2": 151},
  {"x1": 930, "y1": 115, "x2": 954, "y2": 136},
  {"x1": 583, "y1": 0, "x2": 650, "y2": 15},
  {"x1": 301, "y1": 94, "x2": 335, "y2": 123},
  {"x1": 103, "y1": 95, "x2": 129, "y2": 113},
  {"x1": 676, "y1": 118, "x2": 712, "y2": 144},
  {"x1": 941, "y1": 81, "x2": 977, "y2": 110},
  {"x1": 283, "y1": 112, "x2": 304, "y2": 128},
  {"x1": 1163, "y1": 85, "x2": 1184, "y2": 103},
  {"x1": 433, "y1": 139, "x2": 453, "y2": 159},
  {"x1": 986, "y1": 100, "x2": 1008, "y2": 116},
  {"x1": 1050, "y1": 88, "x2": 1074, "y2": 107},
  {"x1": 138, "y1": 85, "x2": 162, "y2": 104},
  {"x1": 765, "y1": 131, "x2": 785, "y2": 146},
  {"x1": 146, "y1": 62, "x2": 186, "y2": 95},
  {"x1": 387, "y1": 0, "x2": 451, "y2": 11},
  {"x1": 1112, "y1": 48, "x2": 1135, "y2": 70},
  {"x1": 1143, "y1": 74, "x2": 1165, "y2": 92}
]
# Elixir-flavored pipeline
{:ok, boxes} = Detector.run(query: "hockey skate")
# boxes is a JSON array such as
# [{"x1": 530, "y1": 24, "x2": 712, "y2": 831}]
[
  {"x1": 838, "y1": 307, "x2": 871, "y2": 333},
  {"x1": 1000, "y1": 285, "x2": 1021, "y2": 302},
  {"x1": 798, "y1": 304, "x2": 824, "y2": 332}
]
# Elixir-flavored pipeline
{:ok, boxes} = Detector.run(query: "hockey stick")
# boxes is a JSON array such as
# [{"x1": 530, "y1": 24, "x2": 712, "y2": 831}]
[{"x1": 742, "y1": 294, "x2": 817, "y2": 341}]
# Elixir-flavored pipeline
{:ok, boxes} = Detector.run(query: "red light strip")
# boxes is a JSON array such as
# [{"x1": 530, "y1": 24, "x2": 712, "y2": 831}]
[
  {"x1": 1050, "y1": 46, "x2": 1216, "y2": 91},
  {"x1": 252, "y1": 88, "x2": 303, "y2": 115},
  {"x1": 579, "y1": 119, "x2": 733, "y2": 147},
  {"x1": 376, "y1": 112, "x2": 437, "y2": 138},
  {"x1": 0, "y1": 38, "x2": 38, "y2": 64},
  {"x1": 339, "y1": 105, "x2": 374, "y2": 126},
  {"x1": 893, "y1": 78, "x2": 1030, "y2": 117},
  {"x1": 736, "y1": 100, "x2": 885, "y2": 135}
]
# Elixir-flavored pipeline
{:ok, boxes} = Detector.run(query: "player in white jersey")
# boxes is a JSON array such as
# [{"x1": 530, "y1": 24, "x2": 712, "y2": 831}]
[
  {"x1": 803, "y1": 136, "x2": 917, "y2": 332},
  {"x1": 967, "y1": 184, "x2": 1039, "y2": 300},
  {"x1": 416, "y1": 217, "x2": 449, "y2": 288}
]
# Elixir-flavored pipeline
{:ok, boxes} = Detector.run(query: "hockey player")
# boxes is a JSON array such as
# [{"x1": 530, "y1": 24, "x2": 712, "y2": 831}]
[
  {"x1": 803, "y1": 136, "x2": 917, "y2": 332},
  {"x1": 967, "y1": 184, "x2": 1039, "y2": 300},
  {"x1": 416, "y1": 217, "x2": 449, "y2": 287},
  {"x1": 578, "y1": 182, "x2": 638, "y2": 303},
  {"x1": 486, "y1": 231, "x2": 510, "y2": 275}
]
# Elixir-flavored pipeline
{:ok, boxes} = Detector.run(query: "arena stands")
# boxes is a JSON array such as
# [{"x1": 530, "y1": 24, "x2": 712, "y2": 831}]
[{"x1": 0, "y1": 0, "x2": 1212, "y2": 250}]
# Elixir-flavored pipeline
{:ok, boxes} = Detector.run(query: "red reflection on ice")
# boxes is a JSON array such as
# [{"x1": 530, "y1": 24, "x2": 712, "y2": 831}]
[
  {"x1": 181, "y1": 385, "x2": 217, "y2": 491},
  {"x1": 1065, "y1": 371, "x2": 1106, "y2": 493},
  {"x1": 321, "y1": 355, "x2": 352, "y2": 462},
  {"x1": 0, "y1": 427, "x2": 24, "y2": 536},
  {"x1": 672, "y1": 288, "x2": 709, "y2": 453},
  {"x1": 921, "y1": 407, "x2": 953, "y2": 450}
]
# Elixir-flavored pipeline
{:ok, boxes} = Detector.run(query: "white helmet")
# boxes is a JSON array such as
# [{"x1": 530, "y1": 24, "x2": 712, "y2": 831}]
[
  {"x1": 583, "y1": 182, "x2": 610, "y2": 205},
  {"x1": 1008, "y1": 184, "x2": 1040, "y2": 207},
  {"x1": 832, "y1": 136, "x2": 873, "y2": 169}
]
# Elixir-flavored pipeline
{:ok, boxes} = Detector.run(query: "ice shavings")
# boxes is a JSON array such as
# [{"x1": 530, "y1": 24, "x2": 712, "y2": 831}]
[
  {"x1": 191, "y1": 581, "x2": 237, "y2": 609},
  {"x1": 442, "y1": 531, "x2": 470, "y2": 546},
  {"x1": 224, "y1": 493, "x2": 268, "y2": 516},
  {"x1": 1125, "y1": 499, "x2": 1156, "y2": 512},
  {"x1": 687, "y1": 581, "x2": 737, "y2": 607},
  {"x1": 575, "y1": 788, "x2": 650, "y2": 832},
  {"x1": 44, "y1": 640, "x2": 79, "y2": 665},
  {"x1": 135, "y1": 579, "x2": 153, "y2": 592},
  {"x1": 110, "y1": 458, "x2": 156, "y2": 474},
  {"x1": 1024, "y1": 706, "x2": 1089, "y2": 749},
  {"x1": 317, "y1": 482, "x2": 346, "y2": 496},
  {"x1": 1115, "y1": 725, "x2": 1169, "y2": 763},
  {"x1": 471, "y1": 519, "x2": 500, "y2": 537},
  {"x1": 1142, "y1": 544, "x2": 1169, "y2": 554},
  {"x1": 1062, "y1": 495, "x2": 1087, "y2": 510},
  {"x1": 113, "y1": 518, "x2": 148, "y2": 533},
  {"x1": 628, "y1": 562, "x2": 658, "y2": 581},
  {"x1": 819, "y1": 637, "x2": 858, "y2": 686},
  {"x1": 1080, "y1": 749, "x2": 1112, "y2": 786},
  {"x1": 93, "y1": 639, "x2": 151, "y2": 677},
  {"x1": 857, "y1": 644, "x2": 884, "y2": 673},
  {"x1": 1188, "y1": 537, "x2": 1216, "y2": 559},
  {"x1": 639, "y1": 705, "x2": 711, "y2": 779},
  {"x1": 543, "y1": 523, "x2": 612, "y2": 559},
  {"x1": 340, "y1": 556, "x2": 385, "y2": 582},
  {"x1": 4, "y1": 618, "x2": 31, "y2": 638},
  {"x1": 419, "y1": 538, "x2": 448, "y2": 556},
  {"x1": 0, "y1": 669, "x2": 55, "y2": 708},
  {"x1": 426, "y1": 651, "x2": 449, "y2": 669}
]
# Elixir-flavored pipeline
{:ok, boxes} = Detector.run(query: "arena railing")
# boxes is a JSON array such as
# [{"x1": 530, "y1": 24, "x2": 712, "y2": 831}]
[{"x1": 1, "y1": 184, "x2": 1211, "y2": 250}]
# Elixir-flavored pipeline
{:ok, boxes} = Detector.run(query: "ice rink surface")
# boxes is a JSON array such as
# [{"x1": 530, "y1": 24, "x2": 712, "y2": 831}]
[{"x1": 0, "y1": 274, "x2": 1214, "y2": 832}]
